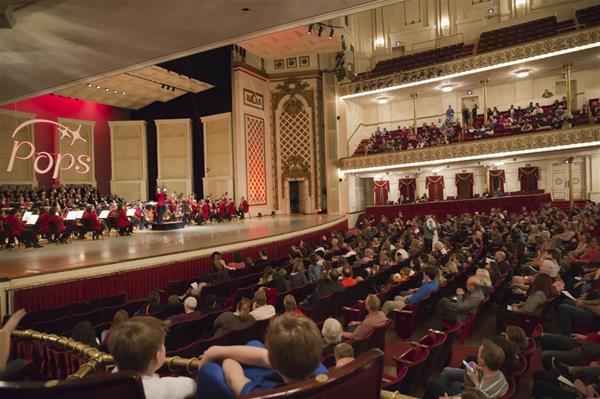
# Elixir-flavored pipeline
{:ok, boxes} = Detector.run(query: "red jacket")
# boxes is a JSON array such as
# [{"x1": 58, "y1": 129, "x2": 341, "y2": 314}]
[
  {"x1": 227, "y1": 202, "x2": 236, "y2": 216},
  {"x1": 156, "y1": 191, "x2": 166, "y2": 207},
  {"x1": 202, "y1": 204, "x2": 210, "y2": 219},
  {"x1": 37, "y1": 212, "x2": 50, "y2": 234},
  {"x1": 4, "y1": 214, "x2": 23, "y2": 236},
  {"x1": 48, "y1": 213, "x2": 66, "y2": 233},
  {"x1": 116, "y1": 209, "x2": 131, "y2": 228},
  {"x1": 83, "y1": 211, "x2": 102, "y2": 232},
  {"x1": 239, "y1": 200, "x2": 249, "y2": 213}
]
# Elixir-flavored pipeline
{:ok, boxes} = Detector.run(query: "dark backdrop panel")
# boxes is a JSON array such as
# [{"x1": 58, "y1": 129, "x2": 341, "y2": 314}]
[{"x1": 131, "y1": 46, "x2": 232, "y2": 199}]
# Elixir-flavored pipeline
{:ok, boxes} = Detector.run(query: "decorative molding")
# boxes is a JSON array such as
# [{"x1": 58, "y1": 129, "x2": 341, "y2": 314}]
[
  {"x1": 339, "y1": 126, "x2": 600, "y2": 171},
  {"x1": 243, "y1": 88, "x2": 264, "y2": 110},
  {"x1": 339, "y1": 26, "x2": 600, "y2": 97}
]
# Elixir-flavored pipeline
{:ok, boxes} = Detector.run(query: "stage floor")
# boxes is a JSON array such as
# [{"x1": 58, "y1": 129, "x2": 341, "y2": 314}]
[{"x1": 0, "y1": 214, "x2": 343, "y2": 281}]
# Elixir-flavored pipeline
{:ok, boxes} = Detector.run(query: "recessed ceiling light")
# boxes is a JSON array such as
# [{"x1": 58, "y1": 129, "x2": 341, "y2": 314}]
[
  {"x1": 121, "y1": 91, "x2": 126, "y2": 95},
  {"x1": 104, "y1": 88, "x2": 109, "y2": 91},
  {"x1": 441, "y1": 85, "x2": 453, "y2": 92},
  {"x1": 241, "y1": 7, "x2": 250, "y2": 13},
  {"x1": 113, "y1": 90, "x2": 118, "y2": 93},
  {"x1": 87, "y1": 83, "x2": 92, "y2": 87},
  {"x1": 96, "y1": 85, "x2": 101, "y2": 89},
  {"x1": 515, "y1": 70, "x2": 530, "y2": 78},
  {"x1": 377, "y1": 97, "x2": 389, "y2": 104}
]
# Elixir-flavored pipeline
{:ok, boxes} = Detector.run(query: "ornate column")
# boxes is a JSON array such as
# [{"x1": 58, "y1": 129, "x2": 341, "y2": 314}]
[
  {"x1": 481, "y1": 79, "x2": 489, "y2": 123},
  {"x1": 566, "y1": 156, "x2": 574, "y2": 210},
  {"x1": 563, "y1": 63, "x2": 572, "y2": 115},
  {"x1": 410, "y1": 93, "x2": 418, "y2": 132}
]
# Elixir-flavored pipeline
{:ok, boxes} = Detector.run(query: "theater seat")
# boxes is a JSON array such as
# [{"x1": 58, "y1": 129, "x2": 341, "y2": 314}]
[
  {"x1": 241, "y1": 348, "x2": 384, "y2": 399},
  {"x1": 0, "y1": 371, "x2": 145, "y2": 399}
]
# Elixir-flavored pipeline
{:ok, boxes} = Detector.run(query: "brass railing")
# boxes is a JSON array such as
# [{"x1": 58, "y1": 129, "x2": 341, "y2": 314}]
[{"x1": 11, "y1": 329, "x2": 202, "y2": 379}]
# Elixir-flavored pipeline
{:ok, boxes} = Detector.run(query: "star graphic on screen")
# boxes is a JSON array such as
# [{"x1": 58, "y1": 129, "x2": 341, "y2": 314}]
[
  {"x1": 69, "y1": 126, "x2": 87, "y2": 145},
  {"x1": 58, "y1": 126, "x2": 71, "y2": 141}
]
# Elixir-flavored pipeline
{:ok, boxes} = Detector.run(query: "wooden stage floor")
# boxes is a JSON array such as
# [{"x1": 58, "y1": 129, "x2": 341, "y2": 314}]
[{"x1": 0, "y1": 214, "x2": 343, "y2": 281}]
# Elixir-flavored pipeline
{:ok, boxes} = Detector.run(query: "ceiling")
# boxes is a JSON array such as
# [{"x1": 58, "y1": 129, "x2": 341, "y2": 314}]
[
  {"x1": 238, "y1": 25, "x2": 343, "y2": 59},
  {"x1": 54, "y1": 65, "x2": 214, "y2": 110},
  {"x1": 0, "y1": 0, "x2": 397, "y2": 105},
  {"x1": 346, "y1": 47, "x2": 600, "y2": 107}
]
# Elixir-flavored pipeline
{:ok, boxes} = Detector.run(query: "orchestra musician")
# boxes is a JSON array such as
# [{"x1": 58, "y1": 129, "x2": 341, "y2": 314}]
[
  {"x1": 155, "y1": 187, "x2": 167, "y2": 224},
  {"x1": 116, "y1": 204, "x2": 133, "y2": 236},
  {"x1": 37, "y1": 207, "x2": 52, "y2": 241},
  {"x1": 49, "y1": 206, "x2": 71, "y2": 243},
  {"x1": 237, "y1": 196, "x2": 249, "y2": 219},
  {"x1": 81, "y1": 205, "x2": 104, "y2": 239},
  {"x1": 3, "y1": 208, "x2": 40, "y2": 248}
]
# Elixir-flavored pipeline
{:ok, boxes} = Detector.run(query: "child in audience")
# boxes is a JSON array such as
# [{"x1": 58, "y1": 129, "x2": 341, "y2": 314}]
[
  {"x1": 333, "y1": 343, "x2": 355, "y2": 368},
  {"x1": 108, "y1": 316, "x2": 196, "y2": 399},
  {"x1": 196, "y1": 314, "x2": 327, "y2": 399}
]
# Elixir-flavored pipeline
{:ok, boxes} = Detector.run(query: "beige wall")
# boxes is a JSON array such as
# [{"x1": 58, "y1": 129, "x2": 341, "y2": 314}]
[
  {"x1": 109, "y1": 120, "x2": 148, "y2": 201},
  {"x1": 156, "y1": 118, "x2": 193, "y2": 196},
  {"x1": 0, "y1": 109, "x2": 36, "y2": 187},
  {"x1": 202, "y1": 113, "x2": 233, "y2": 200}
]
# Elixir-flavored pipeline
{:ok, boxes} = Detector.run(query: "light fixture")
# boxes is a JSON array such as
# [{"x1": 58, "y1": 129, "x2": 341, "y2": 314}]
[
  {"x1": 493, "y1": 161, "x2": 505, "y2": 166},
  {"x1": 441, "y1": 85, "x2": 453, "y2": 93},
  {"x1": 395, "y1": 40, "x2": 401, "y2": 46},
  {"x1": 87, "y1": 83, "x2": 92, "y2": 87},
  {"x1": 467, "y1": 89, "x2": 473, "y2": 95},
  {"x1": 432, "y1": 168, "x2": 442, "y2": 173},
  {"x1": 515, "y1": 0, "x2": 526, "y2": 7},
  {"x1": 113, "y1": 90, "x2": 118, "y2": 93},
  {"x1": 307, "y1": 24, "x2": 313, "y2": 34},
  {"x1": 121, "y1": 91, "x2": 126, "y2": 95},
  {"x1": 487, "y1": 8, "x2": 495, "y2": 14},
  {"x1": 329, "y1": 28, "x2": 334, "y2": 39},
  {"x1": 375, "y1": 37, "x2": 385, "y2": 47},
  {"x1": 440, "y1": 17, "x2": 449, "y2": 29},
  {"x1": 95, "y1": 85, "x2": 101, "y2": 89},
  {"x1": 318, "y1": 25, "x2": 324, "y2": 37},
  {"x1": 377, "y1": 97, "x2": 389, "y2": 104},
  {"x1": 515, "y1": 70, "x2": 530, "y2": 78},
  {"x1": 104, "y1": 88, "x2": 109, "y2": 91}
]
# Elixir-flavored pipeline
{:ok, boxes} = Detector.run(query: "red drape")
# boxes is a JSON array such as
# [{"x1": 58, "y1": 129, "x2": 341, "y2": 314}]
[
  {"x1": 13, "y1": 220, "x2": 348, "y2": 312},
  {"x1": 489, "y1": 169, "x2": 505, "y2": 193},
  {"x1": 455, "y1": 173, "x2": 474, "y2": 199},
  {"x1": 519, "y1": 167, "x2": 539, "y2": 192},
  {"x1": 373, "y1": 180, "x2": 390, "y2": 205},
  {"x1": 399, "y1": 178, "x2": 416, "y2": 202},
  {"x1": 426, "y1": 176, "x2": 444, "y2": 201}
]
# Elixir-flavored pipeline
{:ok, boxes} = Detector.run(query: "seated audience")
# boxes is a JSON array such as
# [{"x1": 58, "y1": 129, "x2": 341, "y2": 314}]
[
  {"x1": 342, "y1": 294, "x2": 388, "y2": 340},
  {"x1": 321, "y1": 318, "x2": 343, "y2": 356},
  {"x1": 249, "y1": 289, "x2": 276, "y2": 321},
  {"x1": 429, "y1": 276, "x2": 484, "y2": 329},
  {"x1": 169, "y1": 297, "x2": 202, "y2": 323},
  {"x1": 101, "y1": 309, "x2": 129, "y2": 347},
  {"x1": 213, "y1": 298, "x2": 255, "y2": 336},
  {"x1": 289, "y1": 259, "x2": 308, "y2": 289},
  {"x1": 333, "y1": 343, "x2": 355, "y2": 368},
  {"x1": 381, "y1": 266, "x2": 440, "y2": 316},
  {"x1": 283, "y1": 294, "x2": 303, "y2": 316}
]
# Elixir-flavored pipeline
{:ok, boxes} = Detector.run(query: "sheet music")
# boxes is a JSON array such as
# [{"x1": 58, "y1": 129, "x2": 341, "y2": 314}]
[
  {"x1": 561, "y1": 291, "x2": 577, "y2": 301},
  {"x1": 76, "y1": 210, "x2": 84, "y2": 219},
  {"x1": 26, "y1": 215, "x2": 39, "y2": 225},
  {"x1": 126, "y1": 208, "x2": 136, "y2": 217},
  {"x1": 65, "y1": 211, "x2": 77, "y2": 220},
  {"x1": 99, "y1": 210, "x2": 109, "y2": 219},
  {"x1": 22, "y1": 211, "x2": 32, "y2": 222}
]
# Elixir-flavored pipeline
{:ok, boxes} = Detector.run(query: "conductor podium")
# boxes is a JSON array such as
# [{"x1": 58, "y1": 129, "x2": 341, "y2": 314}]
[{"x1": 151, "y1": 221, "x2": 185, "y2": 231}]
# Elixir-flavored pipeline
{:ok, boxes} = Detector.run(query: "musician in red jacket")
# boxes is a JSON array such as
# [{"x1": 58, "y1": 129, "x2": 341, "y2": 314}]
[
  {"x1": 81, "y1": 205, "x2": 104, "y2": 239},
  {"x1": 217, "y1": 200, "x2": 225, "y2": 222},
  {"x1": 48, "y1": 206, "x2": 70, "y2": 243},
  {"x1": 4, "y1": 208, "x2": 40, "y2": 248},
  {"x1": 201, "y1": 200, "x2": 210, "y2": 223},
  {"x1": 116, "y1": 204, "x2": 133, "y2": 236},
  {"x1": 155, "y1": 187, "x2": 167, "y2": 224},
  {"x1": 37, "y1": 207, "x2": 51, "y2": 239},
  {"x1": 238, "y1": 196, "x2": 249, "y2": 219},
  {"x1": 227, "y1": 198, "x2": 236, "y2": 220}
]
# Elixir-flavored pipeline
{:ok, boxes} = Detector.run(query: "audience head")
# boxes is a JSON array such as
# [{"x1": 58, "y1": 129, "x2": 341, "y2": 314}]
[
  {"x1": 283, "y1": 294, "x2": 298, "y2": 313},
  {"x1": 204, "y1": 294, "x2": 217, "y2": 309},
  {"x1": 265, "y1": 314, "x2": 323, "y2": 381},
  {"x1": 333, "y1": 343, "x2": 355, "y2": 368},
  {"x1": 466, "y1": 276, "x2": 481, "y2": 292},
  {"x1": 233, "y1": 251, "x2": 243, "y2": 263},
  {"x1": 111, "y1": 309, "x2": 129, "y2": 329},
  {"x1": 475, "y1": 268, "x2": 492, "y2": 287},
  {"x1": 236, "y1": 298, "x2": 251, "y2": 321},
  {"x1": 342, "y1": 267, "x2": 353, "y2": 279},
  {"x1": 494, "y1": 251, "x2": 506, "y2": 262},
  {"x1": 365, "y1": 294, "x2": 381, "y2": 313},
  {"x1": 147, "y1": 290, "x2": 161, "y2": 307},
  {"x1": 531, "y1": 273, "x2": 554, "y2": 298},
  {"x1": 321, "y1": 318, "x2": 343, "y2": 345},
  {"x1": 293, "y1": 258, "x2": 304, "y2": 273},
  {"x1": 183, "y1": 296, "x2": 197, "y2": 313},
  {"x1": 422, "y1": 266, "x2": 438, "y2": 283},
  {"x1": 71, "y1": 320, "x2": 99, "y2": 348},
  {"x1": 503, "y1": 325, "x2": 529, "y2": 353},
  {"x1": 477, "y1": 339, "x2": 505, "y2": 371},
  {"x1": 109, "y1": 316, "x2": 168, "y2": 374},
  {"x1": 253, "y1": 289, "x2": 267, "y2": 308}
]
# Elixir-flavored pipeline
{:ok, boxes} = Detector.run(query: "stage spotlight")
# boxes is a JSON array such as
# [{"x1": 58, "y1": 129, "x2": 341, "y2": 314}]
[
  {"x1": 318, "y1": 25, "x2": 324, "y2": 37},
  {"x1": 329, "y1": 28, "x2": 334, "y2": 39},
  {"x1": 307, "y1": 24, "x2": 313, "y2": 34}
]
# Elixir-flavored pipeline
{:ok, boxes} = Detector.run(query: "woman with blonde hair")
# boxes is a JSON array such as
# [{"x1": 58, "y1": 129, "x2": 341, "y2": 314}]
[
  {"x1": 283, "y1": 294, "x2": 303, "y2": 316},
  {"x1": 289, "y1": 258, "x2": 308, "y2": 289},
  {"x1": 213, "y1": 298, "x2": 255, "y2": 336},
  {"x1": 475, "y1": 268, "x2": 493, "y2": 294}
]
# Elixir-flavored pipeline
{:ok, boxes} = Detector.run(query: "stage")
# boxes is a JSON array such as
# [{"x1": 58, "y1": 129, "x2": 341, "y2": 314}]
[{"x1": 0, "y1": 214, "x2": 347, "y2": 315}]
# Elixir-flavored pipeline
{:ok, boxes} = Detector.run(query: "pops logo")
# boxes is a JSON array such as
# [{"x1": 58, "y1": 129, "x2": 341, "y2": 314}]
[{"x1": 6, "y1": 119, "x2": 91, "y2": 178}]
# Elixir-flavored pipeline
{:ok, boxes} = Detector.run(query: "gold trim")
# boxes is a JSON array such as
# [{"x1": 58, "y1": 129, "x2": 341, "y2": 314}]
[{"x1": 339, "y1": 125, "x2": 600, "y2": 170}]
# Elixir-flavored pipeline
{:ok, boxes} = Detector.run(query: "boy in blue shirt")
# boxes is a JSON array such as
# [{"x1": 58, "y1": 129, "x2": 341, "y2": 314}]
[
  {"x1": 381, "y1": 267, "x2": 440, "y2": 316},
  {"x1": 196, "y1": 314, "x2": 327, "y2": 398}
]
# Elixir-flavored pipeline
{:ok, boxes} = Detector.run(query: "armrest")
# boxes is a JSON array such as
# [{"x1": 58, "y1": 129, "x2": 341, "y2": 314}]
[
  {"x1": 342, "y1": 307, "x2": 360, "y2": 312},
  {"x1": 393, "y1": 356, "x2": 413, "y2": 365},
  {"x1": 393, "y1": 309, "x2": 414, "y2": 315},
  {"x1": 410, "y1": 341, "x2": 429, "y2": 348}
]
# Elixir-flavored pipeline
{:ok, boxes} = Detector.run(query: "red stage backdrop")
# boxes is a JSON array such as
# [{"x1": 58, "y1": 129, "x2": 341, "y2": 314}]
[{"x1": 1, "y1": 94, "x2": 129, "y2": 194}]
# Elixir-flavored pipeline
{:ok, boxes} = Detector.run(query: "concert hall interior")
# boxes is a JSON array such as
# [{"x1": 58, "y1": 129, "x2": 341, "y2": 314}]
[{"x1": 1, "y1": 1, "x2": 600, "y2": 398}]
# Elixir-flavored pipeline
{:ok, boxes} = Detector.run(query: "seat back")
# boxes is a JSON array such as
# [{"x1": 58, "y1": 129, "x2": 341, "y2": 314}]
[
  {"x1": 368, "y1": 319, "x2": 391, "y2": 352},
  {"x1": 242, "y1": 349, "x2": 384, "y2": 399},
  {"x1": 395, "y1": 345, "x2": 430, "y2": 394},
  {"x1": 0, "y1": 371, "x2": 145, "y2": 399}
]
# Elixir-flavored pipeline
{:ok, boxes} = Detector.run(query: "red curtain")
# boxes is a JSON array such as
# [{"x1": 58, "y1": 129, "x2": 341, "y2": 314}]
[
  {"x1": 373, "y1": 180, "x2": 390, "y2": 205},
  {"x1": 425, "y1": 176, "x2": 444, "y2": 201},
  {"x1": 489, "y1": 169, "x2": 505, "y2": 193},
  {"x1": 13, "y1": 220, "x2": 348, "y2": 312},
  {"x1": 519, "y1": 167, "x2": 539, "y2": 192},
  {"x1": 455, "y1": 173, "x2": 474, "y2": 199},
  {"x1": 399, "y1": 178, "x2": 416, "y2": 202}
]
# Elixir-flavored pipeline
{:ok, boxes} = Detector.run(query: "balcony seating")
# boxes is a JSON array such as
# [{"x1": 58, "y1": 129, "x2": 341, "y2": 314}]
[
  {"x1": 357, "y1": 43, "x2": 474, "y2": 79},
  {"x1": 478, "y1": 17, "x2": 560, "y2": 53},
  {"x1": 0, "y1": 371, "x2": 145, "y2": 399},
  {"x1": 577, "y1": 4, "x2": 600, "y2": 28},
  {"x1": 242, "y1": 349, "x2": 384, "y2": 399}
]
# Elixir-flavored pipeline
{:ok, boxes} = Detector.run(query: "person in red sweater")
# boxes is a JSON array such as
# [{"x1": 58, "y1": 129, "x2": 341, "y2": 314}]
[
  {"x1": 48, "y1": 206, "x2": 70, "y2": 243},
  {"x1": 227, "y1": 199, "x2": 236, "y2": 221},
  {"x1": 81, "y1": 205, "x2": 104, "y2": 239},
  {"x1": 4, "y1": 209, "x2": 40, "y2": 248},
  {"x1": 116, "y1": 204, "x2": 133, "y2": 236},
  {"x1": 218, "y1": 200, "x2": 226, "y2": 222},
  {"x1": 37, "y1": 207, "x2": 51, "y2": 240}
]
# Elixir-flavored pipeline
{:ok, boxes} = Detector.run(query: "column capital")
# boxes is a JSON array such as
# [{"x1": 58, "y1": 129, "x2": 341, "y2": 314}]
[
  {"x1": 410, "y1": 92, "x2": 418, "y2": 99},
  {"x1": 480, "y1": 79, "x2": 489, "y2": 86}
]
